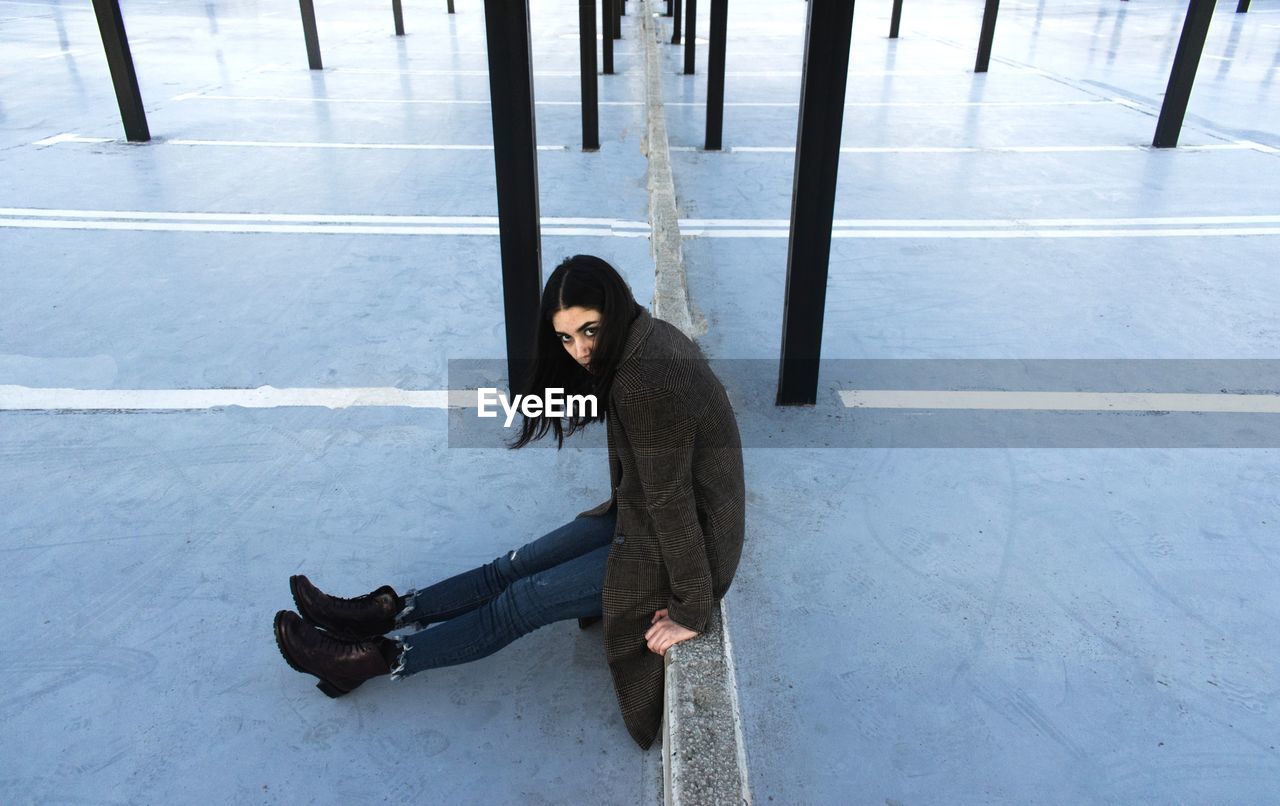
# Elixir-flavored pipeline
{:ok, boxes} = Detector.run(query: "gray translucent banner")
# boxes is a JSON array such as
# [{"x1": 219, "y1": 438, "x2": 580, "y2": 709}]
[{"x1": 447, "y1": 359, "x2": 1280, "y2": 448}]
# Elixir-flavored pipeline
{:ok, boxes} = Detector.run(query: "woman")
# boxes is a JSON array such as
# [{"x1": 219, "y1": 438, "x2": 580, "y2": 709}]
[{"x1": 273, "y1": 254, "x2": 745, "y2": 750}]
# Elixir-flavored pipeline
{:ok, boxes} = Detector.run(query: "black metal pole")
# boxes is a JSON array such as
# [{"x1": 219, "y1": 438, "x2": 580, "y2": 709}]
[
  {"x1": 705, "y1": 0, "x2": 727, "y2": 149},
  {"x1": 448, "y1": 0, "x2": 456, "y2": 13},
  {"x1": 299, "y1": 0, "x2": 323, "y2": 70},
  {"x1": 91, "y1": 0, "x2": 150, "y2": 142},
  {"x1": 1236, "y1": 0, "x2": 1249, "y2": 12},
  {"x1": 603, "y1": 0, "x2": 614, "y2": 73},
  {"x1": 777, "y1": 0, "x2": 855, "y2": 406},
  {"x1": 481, "y1": 0, "x2": 544, "y2": 395},
  {"x1": 1154, "y1": 0, "x2": 1217, "y2": 148},
  {"x1": 672, "y1": 0, "x2": 683, "y2": 44},
  {"x1": 665, "y1": 0, "x2": 673, "y2": 17},
  {"x1": 684, "y1": 0, "x2": 697, "y2": 74},
  {"x1": 621, "y1": 0, "x2": 626, "y2": 15},
  {"x1": 975, "y1": 0, "x2": 999, "y2": 72},
  {"x1": 580, "y1": 0, "x2": 600, "y2": 150},
  {"x1": 614, "y1": 0, "x2": 622, "y2": 39},
  {"x1": 889, "y1": 0, "x2": 903, "y2": 38},
  {"x1": 393, "y1": 0, "x2": 405, "y2": 35}
]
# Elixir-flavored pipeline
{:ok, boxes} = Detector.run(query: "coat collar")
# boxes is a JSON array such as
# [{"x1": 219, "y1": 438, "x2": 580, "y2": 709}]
[{"x1": 619, "y1": 306, "x2": 654, "y2": 365}]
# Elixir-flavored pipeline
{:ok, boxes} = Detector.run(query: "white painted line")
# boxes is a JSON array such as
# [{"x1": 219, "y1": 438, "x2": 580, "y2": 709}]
[
  {"x1": 35, "y1": 134, "x2": 575, "y2": 154},
  {"x1": 0, "y1": 0, "x2": 87, "y2": 7},
  {"x1": 0, "y1": 207, "x2": 651, "y2": 237},
  {"x1": 682, "y1": 214, "x2": 1280, "y2": 228},
  {"x1": 714, "y1": 69, "x2": 1029, "y2": 77},
  {"x1": 1235, "y1": 140, "x2": 1280, "y2": 155},
  {"x1": 171, "y1": 92, "x2": 643, "y2": 107},
  {"x1": 315, "y1": 49, "x2": 640, "y2": 57},
  {"x1": 666, "y1": 99, "x2": 1115, "y2": 109},
  {"x1": 839, "y1": 390, "x2": 1280, "y2": 413},
  {"x1": 11, "y1": 208, "x2": 1276, "y2": 240},
  {"x1": 251, "y1": 65, "x2": 895, "y2": 79},
  {"x1": 164, "y1": 138, "x2": 571, "y2": 152},
  {"x1": 32, "y1": 133, "x2": 111, "y2": 146},
  {"x1": 0, "y1": 219, "x2": 644, "y2": 237},
  {"x1": 685, "y1": 226, "x2": 1280, "y2": 239},
  {"x1": 339, "y1": 48, "x2": 641, "y2": 56},
  {"x1": 0, "y1": 207, "x2": 647, "y2": 227},
  {"x1": 275, "y1": 67, "x2": 586, "y2": 77},
  {"x1": 1107, "y1": 96, "x2": 1155, "y2": 114},
  {"x1": 166, "y1": 93, "x2": 1116, "y2": 111},
  {"x1": 0, "y1": 386, "x2": 496, "y2": 411},
  {"x1": 718, "y1": 143, "x2": 1260, "y2": 155},
  {"x1": 38, "y1": 129, "x2": 572, "y2": 152},
  {"x1": 1173, "y1": 144, "x2": 1268, "y2": 152}
]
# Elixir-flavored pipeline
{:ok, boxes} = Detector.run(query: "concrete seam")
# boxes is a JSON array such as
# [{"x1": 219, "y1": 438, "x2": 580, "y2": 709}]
[{"x1": 639, "y1": 0, "x2": 704, "y2": 338}]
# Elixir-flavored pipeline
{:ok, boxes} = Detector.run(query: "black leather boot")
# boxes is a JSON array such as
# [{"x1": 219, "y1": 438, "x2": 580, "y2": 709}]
[
  {"x1": 289, "y1": 574, "x2": 402, "y2": 641},
  {"x1": 273, "y1": 610, "x2": 399, "y2": 697}
]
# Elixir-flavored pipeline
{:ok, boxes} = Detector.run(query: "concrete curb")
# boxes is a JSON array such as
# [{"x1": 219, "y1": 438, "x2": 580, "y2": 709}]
[
  {"x1": 636, "y1": 3, "x2": 750, "y2": 803},
  {"x1": 663, "y1": 600, "x2": 753, "y2": 806},
  {"x1": 639, "y1": 0, "x2": 705, "y2": 340}
]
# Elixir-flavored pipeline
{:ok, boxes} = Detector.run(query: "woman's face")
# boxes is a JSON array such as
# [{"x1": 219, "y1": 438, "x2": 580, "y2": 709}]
[{"x1": 551, "y1": 306, "x2": 601, "y2": 371}]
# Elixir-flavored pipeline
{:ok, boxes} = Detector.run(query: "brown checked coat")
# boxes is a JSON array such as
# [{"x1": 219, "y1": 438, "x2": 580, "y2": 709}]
[{"x1": 576, "y1": 307, "x2": 746, "y2": 750}]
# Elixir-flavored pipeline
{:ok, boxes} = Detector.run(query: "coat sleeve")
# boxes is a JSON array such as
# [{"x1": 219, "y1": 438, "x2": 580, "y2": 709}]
[{"x1": 615, "y1": 387, "x2": 714, "y2": 633}]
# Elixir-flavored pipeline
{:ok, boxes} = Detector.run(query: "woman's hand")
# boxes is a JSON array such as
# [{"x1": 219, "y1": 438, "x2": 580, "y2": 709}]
[{"x1": 645, "y1": 609, "x2": 699, "y2": 656}]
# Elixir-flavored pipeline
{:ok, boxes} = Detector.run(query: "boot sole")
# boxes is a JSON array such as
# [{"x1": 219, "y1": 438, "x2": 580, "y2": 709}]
[{"x1": 273, "y1": 610, "x2": 361, "y2": 698}]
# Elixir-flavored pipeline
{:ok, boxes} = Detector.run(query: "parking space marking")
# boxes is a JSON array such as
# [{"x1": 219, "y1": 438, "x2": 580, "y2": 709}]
[
  {"x1": 257, "y1": 67, "x2": 1032, "y2": 78},
  {"x1": 171, "y1": 92, "x2": 643, "y2": 106},
  {"x1": 666, "y1": 99, "x2": 1116, "y2": 108},
  {"x1": 672, "y1": 143, "x2": 1262, "y2": 154},
  {"x1": 0, "y1": 207, "x2": 651, "y2": 237},
  {"x1": 839, "y1": 390, "x2": 1280, "y2": 413},
  {"x1": 0, "y1": 385, "x2": 473, "y2": 411},
  {"x1": 685, "y1": 226, "x2": 1280, "y2": 238},
  {"x1": 684, "y1": 214, "x2": 1280, "y2": 227},
  {"x1": 4, "y1": 208, "x2": 1275, "y2": 239},
  {"x1": 680, "y1": 213, "x2": 1280, "y2": 239},
  {"x1": 39, "y1": 135, "x2": 1272, "y2": 157},
  {"x1": 168, "y1": 92, "x2": 1111, "y2": 110},
  {"x1": 33, "y1": 134, "x2": 570, "y2": 151}
]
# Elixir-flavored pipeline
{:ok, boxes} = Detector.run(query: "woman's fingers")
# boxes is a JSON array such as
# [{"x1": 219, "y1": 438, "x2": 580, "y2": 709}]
[
  {"x1": 646, "y1": 617, "x2": 698, "y2": 655},
  {"x1": 645, "y1": 622, "x2": 663, "y2": 654}
]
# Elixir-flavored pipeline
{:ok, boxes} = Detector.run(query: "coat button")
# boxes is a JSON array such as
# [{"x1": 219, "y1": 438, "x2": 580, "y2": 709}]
[{"x1": 613, "y1": 533, "x2": 625, "y2": 544}]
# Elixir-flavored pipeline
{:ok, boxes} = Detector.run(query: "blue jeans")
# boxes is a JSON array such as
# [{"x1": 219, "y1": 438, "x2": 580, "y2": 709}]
[{"x1": 390, "y1": 509, "x2": 616, "y2": 679}]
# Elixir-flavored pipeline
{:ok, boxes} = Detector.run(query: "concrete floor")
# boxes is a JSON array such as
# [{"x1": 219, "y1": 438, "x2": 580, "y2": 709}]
[
  {"x1": 2, "y1": 1, "x2": 659, "y2": 803},
  {"x1": 2, "y1": 0, "x2": 1279, "y2": 803},
  {"x1": 661, "y1": 1, "x2": 1280, "y2": 803}
]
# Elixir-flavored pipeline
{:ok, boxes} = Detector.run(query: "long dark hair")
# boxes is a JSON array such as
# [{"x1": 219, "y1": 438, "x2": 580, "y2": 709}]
[{"x1": 509, "y1": 255, "x2": 641, "y2": 449}]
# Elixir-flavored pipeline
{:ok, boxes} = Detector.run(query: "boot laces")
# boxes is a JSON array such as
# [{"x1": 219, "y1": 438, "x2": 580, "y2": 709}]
[{"x1": 328, "y1": 588, "x2": 394, "y2": 618}]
